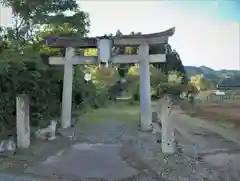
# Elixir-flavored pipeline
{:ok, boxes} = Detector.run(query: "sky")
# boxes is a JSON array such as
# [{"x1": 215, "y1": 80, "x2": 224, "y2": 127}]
[{"x1": 0, "y1": 0, "x2": 239, "y2": 70}]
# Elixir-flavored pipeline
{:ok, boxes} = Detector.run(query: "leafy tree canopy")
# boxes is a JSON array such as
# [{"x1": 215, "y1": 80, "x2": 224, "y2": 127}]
[{"x1": 190, "y1": 74, "x2": 214, "y2": 91}]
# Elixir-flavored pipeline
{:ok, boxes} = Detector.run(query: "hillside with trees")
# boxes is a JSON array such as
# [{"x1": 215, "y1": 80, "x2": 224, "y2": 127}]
[{"x1": 185, "y1": 65, "x2": 240, "y2": 86}]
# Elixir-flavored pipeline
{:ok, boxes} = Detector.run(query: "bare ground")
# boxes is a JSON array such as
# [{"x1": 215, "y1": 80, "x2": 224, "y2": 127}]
[
  {"x1": 0, "y1": 104, "x2": 160, "y2": 180},
  {"x1": 1, "y1": 103, "x2": 240, "y2": 180},
  {"x1": 195, "y1": 104, "x2": 240, "y2": 125},
  {"x1": 180, "y1": 100, "x2": 240, "y2": 128}
]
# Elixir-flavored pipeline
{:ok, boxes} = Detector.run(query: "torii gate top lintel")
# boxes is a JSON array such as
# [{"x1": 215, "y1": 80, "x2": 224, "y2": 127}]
[{"x1": 44, "y1": 27, "x2": 175, "y2": 48}]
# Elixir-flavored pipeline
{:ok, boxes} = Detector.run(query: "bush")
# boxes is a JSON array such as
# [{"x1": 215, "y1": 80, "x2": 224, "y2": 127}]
[
  {"x1": 131, "y1": 81, "x2": 140, "y2": 101},
  {"x1": 87, "y1": 65, "x2": 121, "y2": 102},
  {"x1": 0, "y1": 60, "x2": 107, "y2": 133}
]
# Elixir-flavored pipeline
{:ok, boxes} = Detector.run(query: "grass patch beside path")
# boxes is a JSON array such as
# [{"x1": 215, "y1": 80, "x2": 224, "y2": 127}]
[{"x1": 76, "y1": 103, "x2": 140, "y2": 124}]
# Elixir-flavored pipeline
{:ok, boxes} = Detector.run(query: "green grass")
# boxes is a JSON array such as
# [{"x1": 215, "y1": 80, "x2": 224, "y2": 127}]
[
  {"x1": 76, "y1": 103, "x2": 140, "y2": 124},
  {"x1": 213, "y1": 119, "x2": 236, "y2": 128}
]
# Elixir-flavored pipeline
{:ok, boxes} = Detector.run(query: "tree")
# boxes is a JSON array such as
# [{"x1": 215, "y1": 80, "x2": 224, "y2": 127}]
[
  {"x1": 113, "y1": 30, "x2": 137, "y2": 78},
  {"x1": 0, "y1": 1, "x2": 106, "y2": 135},
  {"x1": 185, "y1": 82, "x2": 198, "y2": 96},
  {"x1": 87, "y1": 66, "x2": 120, "y2": 91},
  {"x1": 155, "y1": 71, "x2": 185, "y2": 99},
  {"x1": 152, "y1": 44, "x2": 187, "y2": 82},
  {"x1": 0, "y1": 0, "x2": 90, "y2": 44},
  {"x1": 190, "y1": 74, "x2": 214, "y2": 91},
  {"x1": 126, "y1": 65, "x2": 184, "y2": 100}
]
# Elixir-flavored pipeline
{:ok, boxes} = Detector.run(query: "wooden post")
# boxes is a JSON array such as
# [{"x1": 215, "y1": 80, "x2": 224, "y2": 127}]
[{"x1": 16, "y1": 94, "x2": 30, "y2": 148}]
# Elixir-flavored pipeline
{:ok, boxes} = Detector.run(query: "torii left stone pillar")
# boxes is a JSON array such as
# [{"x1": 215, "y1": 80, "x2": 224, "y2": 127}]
[
  {"x1": 139, "y1": 43, "x2": 152, "y2": 131},
  {"x1": 49, "y1": 48, "x2": 98, "y2": 128}
]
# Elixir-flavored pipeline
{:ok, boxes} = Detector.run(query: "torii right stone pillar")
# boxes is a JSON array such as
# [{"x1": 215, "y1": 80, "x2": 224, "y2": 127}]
[
  {"x1": 139, "y1": 43, "x2": 152, "y2": 131},
  {"x1": 161, "y1": 95, "x2": 175, "y2": 154}
]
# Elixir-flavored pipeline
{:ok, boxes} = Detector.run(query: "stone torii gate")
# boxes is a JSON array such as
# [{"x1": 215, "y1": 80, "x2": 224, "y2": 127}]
[{"x1": 44, "y1": 27, "x2": 175, "y2": 131}]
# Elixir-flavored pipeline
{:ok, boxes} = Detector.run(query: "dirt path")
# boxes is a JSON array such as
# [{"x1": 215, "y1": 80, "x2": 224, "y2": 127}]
[
  {"x1": 2, "y1": 103, "x2": 240, "y2": 180},
  {"x1": 200, "y1": 105, "x2": 240, "y2": 123},
  {"x1": 171, "y1": 108, "x2": 240, "y2": 180},
  {"x1": 174, "y1": 108, "x2": 240, "y2": 146},
  {"x1": 0, "y1": 103, "x2": 160, "y2": 181}
]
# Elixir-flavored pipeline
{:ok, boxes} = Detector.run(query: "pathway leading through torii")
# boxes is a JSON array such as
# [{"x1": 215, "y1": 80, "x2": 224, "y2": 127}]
[{"x1": 44, "y1": 27, "x2": 175, "y2": 131}]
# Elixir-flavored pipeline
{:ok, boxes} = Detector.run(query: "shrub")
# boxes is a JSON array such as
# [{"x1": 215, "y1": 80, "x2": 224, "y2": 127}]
[
  {"x1": 0, "y1": 60, "x2": 107, "y2": 133},
  {"x1": 131, "y1": 81, "x2": 140, "y2": 101}
]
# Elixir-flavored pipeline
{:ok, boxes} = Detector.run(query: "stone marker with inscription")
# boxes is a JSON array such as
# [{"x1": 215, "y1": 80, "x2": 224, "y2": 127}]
[
  {"x1": 160, "y1": 95, "x2": 175, "y2": 154},
  {"x1": 16, "y1": 94, "x2": 30, "y2": 148}
]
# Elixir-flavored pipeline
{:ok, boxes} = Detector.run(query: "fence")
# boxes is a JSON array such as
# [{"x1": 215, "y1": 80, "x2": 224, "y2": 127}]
[{"x1": 194, "y1": 90, "x2": 240, "y2": 106}]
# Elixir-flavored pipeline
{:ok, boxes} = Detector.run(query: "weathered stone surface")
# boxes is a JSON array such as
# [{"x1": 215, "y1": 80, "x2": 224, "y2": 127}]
[
  {"x1": 0, "y1": 139, "x2": 16, "y2": 157},
  {"x1": 57, "y1": 128, "x2": 76, "y2": 140},
  {"x1": 151, "y1": 112, "x2": 162, "y2": 134},
  {"x1": 0, "y1": 174, "x2": 42, "y2": 181},
  {"x1": 16, "y1": 94, "x2": 30, "y2": 148},
  {"x1": 35, "y1": 120, "x2": 57, "y2": 141},
  {"x1": 160, "y1": 95, "x2": 175, "y2": 154},
  {"x1": 25, "y1": 143, "x2": 138, "y2": 180}
]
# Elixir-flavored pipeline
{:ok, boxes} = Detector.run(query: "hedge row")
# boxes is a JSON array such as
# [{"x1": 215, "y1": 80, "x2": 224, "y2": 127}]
[{"x1": 0, "y1": 60, "x2": 108, "y2": 136}]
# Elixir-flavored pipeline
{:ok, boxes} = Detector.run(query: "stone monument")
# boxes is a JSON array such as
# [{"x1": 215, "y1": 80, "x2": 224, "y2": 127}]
[{"x1": 16, "y1": 94, "x2": 30, "y2": 148}]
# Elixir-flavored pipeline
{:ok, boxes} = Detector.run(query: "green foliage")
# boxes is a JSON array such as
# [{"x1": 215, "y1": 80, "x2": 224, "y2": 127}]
[
  {"x1": 126, "y1": 65, "x2": 139, "y2": 100},
  {"x1": 190, "y1": 74, "x2": 214, "y2": 91},
  {"x1": 186, "y1": 82, "x2": 198, "y2": 95},
  {"x1": 152, "y1": 45, "x2": 187, "y2": 81},
  {"x1": 87, "y1": 66, "x2": 121, "y2": 91},
  {"x1": 0, "y1": 60, "x2": 103, "y2": 130},
  {"x1": 154, "y1": 71, "x2": 185, "y2": 98},
  {"x1": 151, "y1": 68, "x2": 166, "y2": 88},
  {"x1": 0, "y1": 0, "x2": 99, "y2": 135},
  {"x1": 0, "y1": 60, "x2": 60, "y2": 127},
  {"x1": 0, "y1": 0, "x2": 90, "y2": 47},
  {"x1": 126, "y1": 65, "x2": 186, "y2": 100},
  {"x1": 185, "y1": 65, "x2": 240, "y2": 86},
  {"x1": 131, "y1": 81, "x2": 140, "y2": 101}
]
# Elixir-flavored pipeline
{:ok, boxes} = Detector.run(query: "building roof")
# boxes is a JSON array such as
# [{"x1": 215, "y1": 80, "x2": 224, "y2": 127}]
[{"x1": 217, "y1": 77, "x2": 240, "y2": 89}]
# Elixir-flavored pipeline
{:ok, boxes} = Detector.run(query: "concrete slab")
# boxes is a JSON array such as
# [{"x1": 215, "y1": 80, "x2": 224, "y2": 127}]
[
  {"x1": 25, "y1": 143, "x2": 138, "y2": 180},
  {"x1": 203, "y1": 153, "x2": 240, "y2": 168},
  {"x1": 0, "y1": 174, "x2": 42, "y2": 181}
]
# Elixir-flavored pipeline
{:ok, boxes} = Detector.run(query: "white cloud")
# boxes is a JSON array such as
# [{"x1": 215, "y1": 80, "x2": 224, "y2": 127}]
[{"x1": 0, "y1": 5, "x2": 12, "y2": 26}]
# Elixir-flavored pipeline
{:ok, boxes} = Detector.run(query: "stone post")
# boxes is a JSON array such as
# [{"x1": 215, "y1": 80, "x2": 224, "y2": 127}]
[
  {"x1": 16, "y1": 94, "x2": 30, "y2": 148},
  {"x1": 139, "y1": 43, "x2": 152, "y2": 131},
  {"x1": 61, "y1": 47, "x2": 74, "y2": 128},
  {"x1": 161, "y1": 95, "x2": 175, "y2": 154}
]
